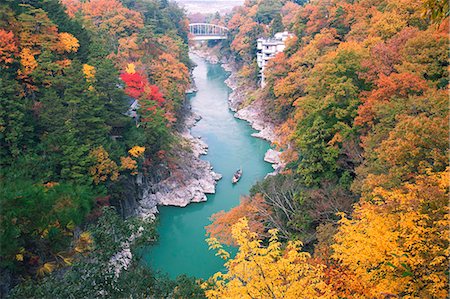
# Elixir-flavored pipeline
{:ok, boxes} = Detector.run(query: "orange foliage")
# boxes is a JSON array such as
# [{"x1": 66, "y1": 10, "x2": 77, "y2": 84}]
[
  {"x1": 128, "y1": 146, "x2": 145, "y2": 158},
  {"x1": 56, "y1": 59, "x2": 72, "y2": 69},
  {"x1": 375, "y1": 114, "x2": 447, "y2": 178},
  {"x1": 18, "y1": 6, "x2": 59, "y2": 55},
  {"x1": 230, "y1": 20, "x2": 262, "y2": 61},
  {"x1": 150, "y1": 52, "x2": 189, "y2": 117},
  {"x1": 369, "y1": 10, "x2": 407, "y2": 39},
  {"x1": 0, "y1": 30, "x2": 18, "y2": 65},
  {"x1": 120, "y1": 156, "x2": 137, "y2": 175},
  {"x1": 206, "y1": 194, "x2": 270, "y2": 246},
  {"x1": 151, "y1": 53, "x2": 189, "y2": 91},
  {"x1": 80, "y1": 0, "x2": 144, "y2": 38},
  {"x1": 61, "y1": 0, "x2": 82, "y2": 18},
  {"x1": 361, "y1": 27, "x2": 419, "y2": 81},
  {"x1": 56, "y1": 32, "x2": 79, "y2": 53},
  {"x1": 18, "y1": 48, "x2": 38, "y2": 76},
  {"x1": 281, "y1": 2, "x2": 301, "y2": 29},
  {"x1": 43, "y1": 182, "x2": 59, "y2": 189},
  {"x1": 156, "y1": 35, "x2": 184, "y2": 60},
  {"x1": 116, "y1": 33, "x2": 141, "y2": 63},
  {"x1": 355, "y1": 72, "x2": 428, "y2": 127}
]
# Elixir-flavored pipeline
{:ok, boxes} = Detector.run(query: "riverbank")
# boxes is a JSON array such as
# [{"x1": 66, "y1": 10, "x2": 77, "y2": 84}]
[
  {"x1": 137, "y1": 109, "x2": 222, "y2": 220},
  {"x1": 111, "y1": 90, "x2": 224, "y2": 275},
  {"x1": 143, "y1": 54, "x2": 274, "y2": 278},
  {"x1": 134, "y1": 46, "x2": 287, "y2": 221},
  {"x1": 190, "y1": 47, "x2": 284, "y2": 172}
]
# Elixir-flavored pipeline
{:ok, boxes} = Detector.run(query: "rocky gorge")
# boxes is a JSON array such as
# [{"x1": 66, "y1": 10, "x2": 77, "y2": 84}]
[
  {"x1": 136, "y1": 111, "x2": 222, "y2": 220},
  {"x1": 191, "y1": 46, "x2": 284, "y2": 172},
  {"x1": 120, "y1": 46, "x2": 284, "y2": 221},
  {"x1": 107, "y1": 46, "x2": 287, "y2": 279}
]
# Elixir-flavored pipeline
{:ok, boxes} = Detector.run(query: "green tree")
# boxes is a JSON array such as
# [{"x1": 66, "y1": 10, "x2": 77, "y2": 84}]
[
  {"x1": 0, "y1": 176, "x2": 94, "y2": 271},
  {"x1": 9, "y1": 207, "x2": 206, "y2": 299},
  {"x1": 0, "y1": 74, "x2": 32, "y2": 162},
  {"x1": 270, "y1": 13, "x2": 284, "y2": 35},
  {"x1": 256, "y1": 0, "x2": 283, "y2": 24}
]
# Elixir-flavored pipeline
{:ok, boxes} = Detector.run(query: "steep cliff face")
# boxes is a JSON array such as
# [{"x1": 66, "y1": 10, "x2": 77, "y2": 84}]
[
  {"x1": 109, "y1": 172, "x2": 160, "y2": 219},
  {"x1": 112, "y1": 106, "x2": 222, "y2": 220},
  {"x1": 137, "y1": 131, "x2": 222, "y2": 219}
]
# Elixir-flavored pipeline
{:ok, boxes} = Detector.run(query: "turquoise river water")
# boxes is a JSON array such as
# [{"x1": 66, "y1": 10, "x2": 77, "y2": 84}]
[{"x1": 142, "y1": 54, "x2": 273, "y2": 279}]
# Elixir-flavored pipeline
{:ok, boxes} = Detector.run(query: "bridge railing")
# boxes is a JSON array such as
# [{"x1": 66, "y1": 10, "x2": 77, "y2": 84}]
[{"x1": 189, "y1": 23, "x2": 228, "y2": 37}]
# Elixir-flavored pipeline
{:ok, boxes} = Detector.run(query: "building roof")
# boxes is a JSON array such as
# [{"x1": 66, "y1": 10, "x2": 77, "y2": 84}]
[{"x1": 257, "y1": 31, "x2": 293, "y2": 45}]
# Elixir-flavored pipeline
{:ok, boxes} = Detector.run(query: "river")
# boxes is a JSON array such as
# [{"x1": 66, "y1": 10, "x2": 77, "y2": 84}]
[{"x1": 142, "y1": 54, "x2": 273, "y2": 279}]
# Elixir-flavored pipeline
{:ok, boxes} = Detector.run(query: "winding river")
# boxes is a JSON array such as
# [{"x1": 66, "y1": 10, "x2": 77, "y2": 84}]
[{"x1": 142, "y1": 54, "x2": 273, "y2": 279}]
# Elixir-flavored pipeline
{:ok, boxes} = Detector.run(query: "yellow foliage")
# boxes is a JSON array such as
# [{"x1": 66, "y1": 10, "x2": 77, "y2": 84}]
[
  {"x1": 332, "y1": 170, "x2": 449, "y2": 298},
  {"x1": 60, "y1": 255, "x2": 74, "y2": 266},
  {"x1": 19, "y1": 48, "x2": 38, "y2": 75},
  {"x1": 128, "y1": 145, "x2": 145, "y2": 157},
  {"x1": 57, "y1": 32, "x2": 79, "y2": 52},
  {"x1": 74, "y1": 231, "x2": 94, "y2": 253},
  {"x1": 120, "y1": 156, "x2": 138, "y2": 175},
  {"x1": 15, "y1": 254, "x2": 24, "y2": 261},
  {"x1": 37, "y1": 262, "x2": 56, "y2": 277},
  {"x1": 89, "y1": 146, "x2": 119, "y2": 184},
  {"x1": 369, "y1": 10, "x2": 408, "y2": 39},
  {"x1": 83, "y1": 64, "x2": 96, "y2": 81},
  {"x1": 125, "y1": 62, "x2": 136, "y2": 74},
  {"x1": 66, "y1": 220, "x2": 76, "y2": 231},
  {"x1": 203, "y1": 218, "x2": 336, "y2": 299}
]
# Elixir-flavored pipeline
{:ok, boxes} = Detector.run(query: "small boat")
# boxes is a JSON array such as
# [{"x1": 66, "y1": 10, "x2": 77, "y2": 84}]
[{"x1": 232, "y1": 168, "x2": 242, "y2": 184}]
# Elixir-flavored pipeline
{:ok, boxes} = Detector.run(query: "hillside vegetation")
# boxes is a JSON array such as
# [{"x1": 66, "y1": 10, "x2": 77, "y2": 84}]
[
  {"x1": 0, "y1": 0, "x2": 202, "y2": 297},
  {"x1": 204, "y1": 0, "x2": 449, "y2": 297}
]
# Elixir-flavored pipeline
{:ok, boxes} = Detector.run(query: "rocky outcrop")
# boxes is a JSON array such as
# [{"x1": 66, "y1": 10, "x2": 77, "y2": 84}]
[
  {"x1": 264, "y1": 149, "x2": 282, "y2": 170},
  {"x1": 192, "y1": 46, "x2": 285, "y2": 174},
  {"x1": 234, "y1": 100, "x2": 276, "y2": 142},
  {"x1": 137, "y1": 112, "x2": 222, "y2": 220},
  {"x1": 190, "y1": 48, "x2": 221, "y2": 64},
  {"x1": 221, "y1": 59, "x2": 285, "y2": 174}
]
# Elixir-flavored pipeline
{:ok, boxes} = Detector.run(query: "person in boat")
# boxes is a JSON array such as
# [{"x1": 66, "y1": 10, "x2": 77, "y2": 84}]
[{"x1": 232, "y1": 168, "x2": 242, "y2": 184}]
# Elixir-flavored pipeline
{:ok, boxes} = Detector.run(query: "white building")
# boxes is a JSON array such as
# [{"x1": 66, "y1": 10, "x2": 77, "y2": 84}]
[{"x1": 256, "y1": 31, "x2": 293, "y2": 88}]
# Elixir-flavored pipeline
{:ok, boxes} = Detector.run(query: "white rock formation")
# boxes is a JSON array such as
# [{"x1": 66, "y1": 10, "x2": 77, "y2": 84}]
[{"x1": 137, "y1": 100, "x2": 222, "y2": 219}]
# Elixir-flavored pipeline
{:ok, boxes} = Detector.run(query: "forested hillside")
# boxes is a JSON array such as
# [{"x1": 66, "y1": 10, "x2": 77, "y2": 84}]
[
  {"x1": 0, "y1": 0, "x2": 202, "y2": 297},
  {"x1": 204, "y1": 0, "x2": 449, "y2": 298},
  {"x1": 1, "y1": 0, "x2": 448, "y2": 297}
]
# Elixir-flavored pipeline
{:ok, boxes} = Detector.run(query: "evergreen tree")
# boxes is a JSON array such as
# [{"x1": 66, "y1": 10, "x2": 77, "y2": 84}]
[
  {"x1": 91, "y1": 58, "x2": 129, "y2": 128},
  {"x1": 270, "y1": 13, "x2": 284, "y2": 35},
  {"x1": 0, "y1": 74, "x2": 32, "y2": 163}
]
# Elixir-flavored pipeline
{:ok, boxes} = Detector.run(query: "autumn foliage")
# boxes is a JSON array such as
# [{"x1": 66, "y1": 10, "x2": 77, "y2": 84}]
[
  {"x1": 89, "y1": 146, "x2": 119, "y2": 184},
  {"x1": 0, "y1": 0, "x2": 191, "y2": 292},
  {"x1": 333, "y1": 170, "x2": 449, "y2": 298},
  {"x1": 206, "y1": 0, "x2": 449, "y2": 297},
  {"x1": 0, "y1": 30, "x2": 18, "y2": 65},
  {"x1": 204, "y1": 218, "x2": 335, "y2": 299},
  {"x1": 206, "y1": 194, "x2": 270, "y2": 245},
  {"x1": 120, "y1": 71, "x2": 147, "y2": 99}
]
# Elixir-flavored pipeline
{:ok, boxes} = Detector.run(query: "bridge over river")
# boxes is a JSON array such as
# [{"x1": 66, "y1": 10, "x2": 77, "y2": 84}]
[{"x1": 189, "y1": 23, "x2": 228, "y2": 40}]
